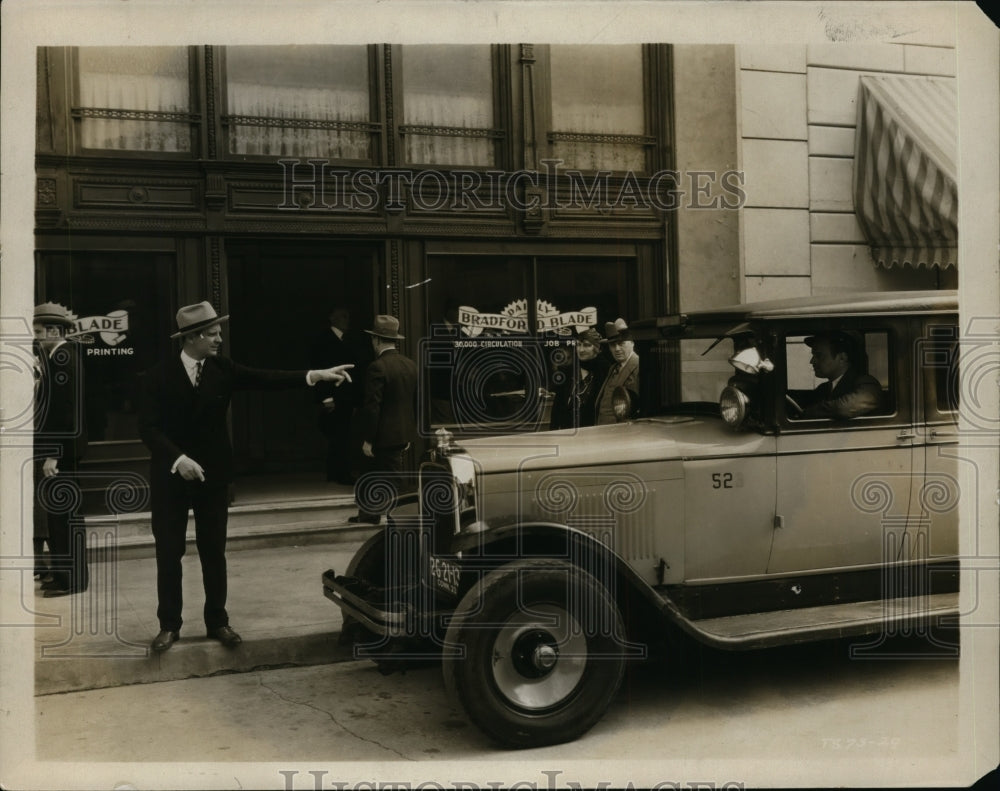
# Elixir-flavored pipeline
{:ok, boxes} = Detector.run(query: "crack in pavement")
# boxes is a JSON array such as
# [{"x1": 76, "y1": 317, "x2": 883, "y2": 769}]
[{"x1": 256, "y1": 673, "x2": 412, "y2": 760}]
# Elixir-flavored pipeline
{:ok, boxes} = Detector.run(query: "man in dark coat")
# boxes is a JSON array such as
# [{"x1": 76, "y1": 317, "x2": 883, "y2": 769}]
[
  {"x1": 799, "y1": 331, "x2": 882, "y2": 419},
  {"x1": 596, "y1": 318, "x2": 641, "y2": 425},
  {"x1": 34, "y1": 302, "x2": 89, "y2": 597},
  {"x1": 138, "y1": 301, "x2": 353, "y2": 652},
  {"x1": 309, "y1": 306, "x2": 369, "y2": 484},
  {"x1": 349, "y1": 315, "x2": 418, "y2": 525}
]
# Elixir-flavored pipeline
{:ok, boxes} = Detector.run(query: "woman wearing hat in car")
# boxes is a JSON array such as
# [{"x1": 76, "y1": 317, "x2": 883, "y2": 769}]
[
  {"x1": 595, "y1": 318, "x2": 641, "y2": 425},
  {"x1": 548, "y1": 326, "x2": 611, "y2": 430}
]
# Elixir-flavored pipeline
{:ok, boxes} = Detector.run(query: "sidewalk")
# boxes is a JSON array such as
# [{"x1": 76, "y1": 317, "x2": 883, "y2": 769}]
[{"x1": 32, "y1": 530, "x2": 374, "y2": 696}]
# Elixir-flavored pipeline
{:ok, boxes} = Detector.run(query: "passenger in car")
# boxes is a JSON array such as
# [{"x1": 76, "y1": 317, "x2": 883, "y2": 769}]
[{"x1": 798, "y1": 331, "x2": 882, "y2": 419}]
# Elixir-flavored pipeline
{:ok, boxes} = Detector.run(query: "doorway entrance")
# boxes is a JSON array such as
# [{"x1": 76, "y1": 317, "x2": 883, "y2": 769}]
[{"x1": 226, "y1": 241, "x2": 380, "y2": 482}]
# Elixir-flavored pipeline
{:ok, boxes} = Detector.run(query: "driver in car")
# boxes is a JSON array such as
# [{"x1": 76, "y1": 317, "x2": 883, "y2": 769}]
[{"x1": 795, "y1": 331, "x2": 882, "y2": 419}]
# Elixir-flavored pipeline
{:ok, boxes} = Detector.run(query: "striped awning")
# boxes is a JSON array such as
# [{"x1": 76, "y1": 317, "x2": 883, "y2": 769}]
[{"x1": 853, "y1": 75, "x2": 958, "y2": 269}]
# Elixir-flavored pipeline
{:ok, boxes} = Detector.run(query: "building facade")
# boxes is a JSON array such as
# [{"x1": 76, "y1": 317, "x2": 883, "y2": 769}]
[{"x1": 33, "y1": 41, "x2": 957, "y2": 502}]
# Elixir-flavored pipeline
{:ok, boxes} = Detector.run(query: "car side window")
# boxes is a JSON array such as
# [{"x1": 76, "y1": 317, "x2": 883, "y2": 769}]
[
  {"x1": 922, "y1": 324, "x2": 960, "y2": 415},
  {"x1": 784, "y1": 330, "x2": 893, "y2": 422}
]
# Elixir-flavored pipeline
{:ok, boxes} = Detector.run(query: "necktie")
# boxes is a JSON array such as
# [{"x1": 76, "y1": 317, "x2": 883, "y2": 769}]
[{"x1": 194, "y1": 360, "x2": 204, "y2": 388}]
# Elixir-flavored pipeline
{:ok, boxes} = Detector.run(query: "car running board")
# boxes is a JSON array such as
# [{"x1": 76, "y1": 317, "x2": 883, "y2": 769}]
[{"x1": 668, "y1": 592, "x2": 959, "y2": 650}]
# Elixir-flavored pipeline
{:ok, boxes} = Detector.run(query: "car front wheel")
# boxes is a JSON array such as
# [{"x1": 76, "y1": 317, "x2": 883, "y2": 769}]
[{"x1": 442, "y1": 558, "x2": 626, "y2": 748}]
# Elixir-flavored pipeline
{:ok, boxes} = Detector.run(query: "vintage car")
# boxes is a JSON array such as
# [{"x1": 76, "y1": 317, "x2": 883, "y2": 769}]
[{"x1": 323, "y1": 290, "x2": 960, "y2": 748}]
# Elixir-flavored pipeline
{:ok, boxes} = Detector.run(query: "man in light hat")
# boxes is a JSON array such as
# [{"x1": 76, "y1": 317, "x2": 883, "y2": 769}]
[
  {"x1": 138, "y1": 301, "x2": 354, "y2": 652},
  {"x1": 33, "y1": 302, "x2": 89, "y2": 596},
  {"x1": 595, "y1": 318, "x2": 641, "y2": 425},
  {"x1": 349, "y1": 315, "x2": 418, "y2": 525},
  {"x1": 796, "y1": 331, "x2": 882, "y2": 419}
]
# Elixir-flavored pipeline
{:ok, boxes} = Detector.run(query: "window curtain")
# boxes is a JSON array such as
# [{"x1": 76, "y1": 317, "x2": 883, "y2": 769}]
[
  {"x1": 225, "y1": 45, "x2": 372, "y2": 160},
  {"x1": 401, "y1": 45, "x2": 495, "y2": 167},
  {"x1": 78, "y1": 47, "x2": 190, "y2": 152},
  {"x1": 227, "y1": 83, "x2": 369, "y2": 159},
  {"x1": 853, "y1": 75, "x2": 958, "y2": 269},
  {"x1": 402, "y1": 92, "x2": 493, "y2": 166},
  {"x1": 550, "y1": 45, "x2": 647, "y2": 172}
]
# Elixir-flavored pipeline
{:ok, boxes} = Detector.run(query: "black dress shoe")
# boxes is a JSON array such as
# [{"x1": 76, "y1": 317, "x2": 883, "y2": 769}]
[
  {"x1": 151, "y1": 630, "x2": 180, "y2": 652},
  {"x1": 207, "y1": 625, "x2": 242, "y2": 648},
  {"x1": 348, "y1": 515, "x2": 380, "y2": 525},
  {"x1": 43, "y1": 586, "x2": 86, "y2": 598}
]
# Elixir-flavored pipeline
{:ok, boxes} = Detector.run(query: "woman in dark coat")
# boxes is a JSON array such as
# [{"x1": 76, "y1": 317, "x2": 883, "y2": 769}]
[{"x1": 548, "y1": 327, "x2": 611, "y2": 430}]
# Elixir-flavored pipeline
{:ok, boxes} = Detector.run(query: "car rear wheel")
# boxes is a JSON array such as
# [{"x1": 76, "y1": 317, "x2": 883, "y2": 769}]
[{"x1": 442, "y1": 558, "x2": 625, "y2": 748}]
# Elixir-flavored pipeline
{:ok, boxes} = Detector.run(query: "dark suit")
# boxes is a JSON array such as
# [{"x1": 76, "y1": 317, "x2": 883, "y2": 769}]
[
  {"x1": 549, "y1": 353, "x2": 611, "y2": 430},
  {"x1": 35, "y1": 340, "x2": 88, "y2": 591},
  {"x1": 355, "y1": 348, "x2": 418, "y2": 519},
  {"x1": 596, "y1": 352, "x2": 641, "y2": 425},
  {"x1": 801, "y1": 369, "x2": 883, "y2": 419},
  {"x1": 138, "y1": 355, "x2": 308, "y2": 632},
  {"x1": 309, "y1": 328, "x2": 368, "y2": 482}
]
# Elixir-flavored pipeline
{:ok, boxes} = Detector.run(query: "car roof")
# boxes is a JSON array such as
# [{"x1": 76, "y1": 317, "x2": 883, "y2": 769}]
[{"x1": 638, "y1": 290, "x2": 958, "y2": 333}]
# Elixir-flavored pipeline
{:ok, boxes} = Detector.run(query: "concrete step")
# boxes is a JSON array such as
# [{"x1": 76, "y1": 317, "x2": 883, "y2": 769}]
[{"x1": 81, "y1": 494, "x2": 369, "y2": 560}]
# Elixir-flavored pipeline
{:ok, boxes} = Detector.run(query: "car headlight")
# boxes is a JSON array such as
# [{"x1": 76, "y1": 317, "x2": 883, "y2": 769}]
[
  {"x1": 448, "y1": 455, "x2": 480, "y2": 531},
  {"x1": 612, "y1": 386, "x2": 632, "y2": 422},
  {"x1": 720, "y1": 385, "x2": 749, "y2": 428}
]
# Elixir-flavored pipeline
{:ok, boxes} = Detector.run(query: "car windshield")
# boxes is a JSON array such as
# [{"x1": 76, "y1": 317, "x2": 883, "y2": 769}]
[{"x1": 640, "y1": 329, "x2": 771, "y2": 418}]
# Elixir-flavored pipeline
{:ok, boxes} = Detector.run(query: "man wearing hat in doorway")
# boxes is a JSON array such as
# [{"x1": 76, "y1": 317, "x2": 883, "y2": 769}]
[
  {"x1": 33, "y1": 302, "x2": 89, "y2": 597},
  {"x1": 595, "y1": 318, "x2": 641, "y2": 425},
  {"x1": 349, "y1": 315, "x2": 418, "y2": 525},
  {"x1": 796, "y1": 331, "x2": 882, "y2": 419},
  {"x1": 138, "y1": 301, "x2": 354, "y2": 652}
]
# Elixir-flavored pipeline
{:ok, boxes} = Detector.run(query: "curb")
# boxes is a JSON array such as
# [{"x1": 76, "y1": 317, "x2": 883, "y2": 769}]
[{"x1": 36, "y1": 627, "x2": 356, "y2": 696}]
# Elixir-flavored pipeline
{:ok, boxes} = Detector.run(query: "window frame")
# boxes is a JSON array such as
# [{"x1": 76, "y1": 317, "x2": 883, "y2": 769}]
[
  {"x1": 392, "y1": 44, "x2": 511, "y2": 172},
  {"x1": 217, "y1": 44, "x2": 383, "y2": 166},
  {"x1": 540, "y1": 43, "x2": 671, "y2": 176},
  {"x1": 917, "y1": 319, "x2": 961, "y2": 422},
  {"x1": 69, "y1": 45, "x2": 201, "y2": 159},
  {"x1": 775, "y1": 322, "x2": 909, "y2": 432}
]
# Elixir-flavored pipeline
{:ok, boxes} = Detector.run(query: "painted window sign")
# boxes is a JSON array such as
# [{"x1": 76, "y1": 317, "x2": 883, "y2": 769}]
[
  {"x1": 71, "y1": 309, "x2": 134, "y2": 355},
  {"x1": 457, "y1": 299, "x2": 598, "y2": 336}
]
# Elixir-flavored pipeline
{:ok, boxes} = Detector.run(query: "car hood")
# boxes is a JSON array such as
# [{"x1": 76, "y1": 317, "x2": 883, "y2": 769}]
[{"x1": 453, "y1": 416, "x2": 773, "y2": 475}]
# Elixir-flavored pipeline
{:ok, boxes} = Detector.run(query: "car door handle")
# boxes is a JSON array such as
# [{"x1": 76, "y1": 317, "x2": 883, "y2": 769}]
[
  {"x1": 930, "y1": 429, "x2": 957, "y2": 440},
  {"x1": 896, "y1": 430, "x2": 916, "y2": 441}
]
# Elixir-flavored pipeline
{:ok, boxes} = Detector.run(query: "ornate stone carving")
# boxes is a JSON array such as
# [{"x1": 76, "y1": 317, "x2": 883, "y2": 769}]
[
  {"x1": 205, "y1": 45, "x2": 217, "y2": 159},
  {"x1": 209, "y1": 237, "x2": 222, "y2": 309},
  {"x1": 389, "y1": 240, "x2": 400, "y2": 316},
  {"x1": 37, "y1": 178, "x2": 57, "y2": 206},
  {"x1": 384, "y1": 46, "x2": 395, "y2": 166}
]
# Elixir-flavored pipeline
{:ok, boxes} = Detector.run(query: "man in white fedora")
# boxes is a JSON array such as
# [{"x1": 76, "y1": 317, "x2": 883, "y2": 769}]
[
  {"x1": 349, "y1": 315, "x2": 418, "y2": 524},
  {"x1": 138, "y1": 301, "x2": 354, "y2": 652}
]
